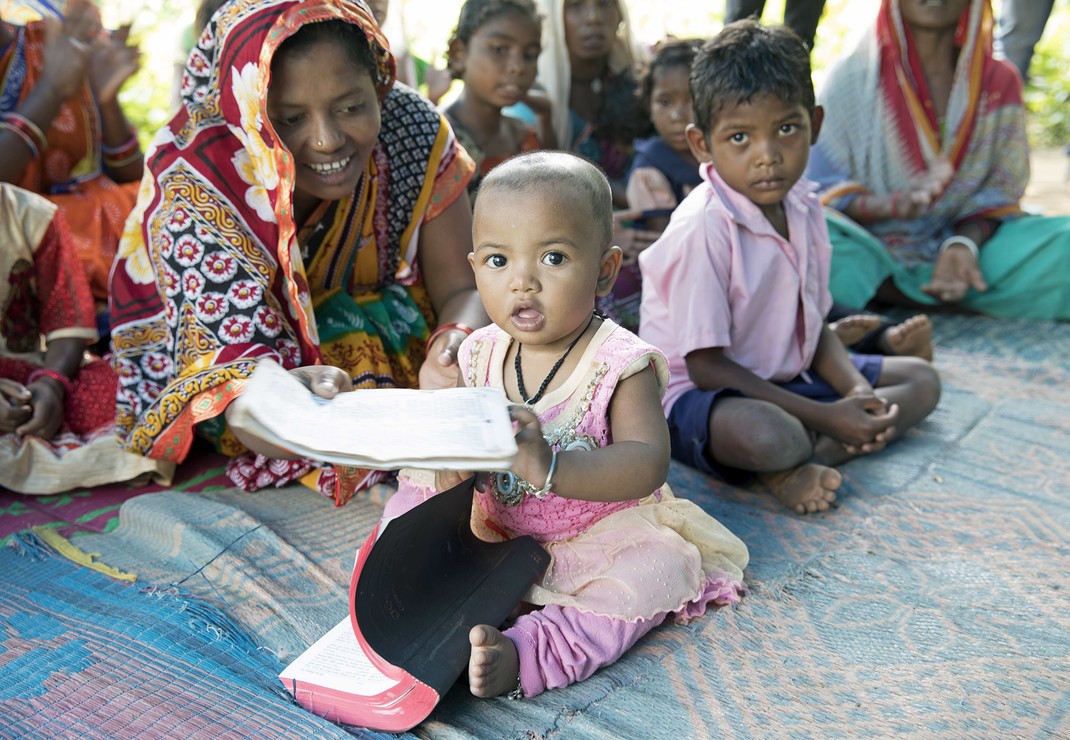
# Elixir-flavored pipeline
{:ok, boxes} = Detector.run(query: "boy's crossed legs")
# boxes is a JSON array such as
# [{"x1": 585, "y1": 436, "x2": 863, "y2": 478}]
[{"x1": 701, "y1": 356, "x2": 940, "y2": 513}]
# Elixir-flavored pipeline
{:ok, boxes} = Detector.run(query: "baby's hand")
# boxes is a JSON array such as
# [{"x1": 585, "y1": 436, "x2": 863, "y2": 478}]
[
  {"x1": 435, "y1": 468, "x2": 472, "y2": 493},
  {"x1": 508, "y1": 404, "x2": 553, "y2": 487},
  {"x1": 289, "y1": 365, "x2": 353, "y2": 399}
]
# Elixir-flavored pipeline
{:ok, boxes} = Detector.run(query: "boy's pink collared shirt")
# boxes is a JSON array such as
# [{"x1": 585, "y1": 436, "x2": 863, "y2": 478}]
[{"x1": 639, "y1": 162, "x2": 833, "y2": 413}]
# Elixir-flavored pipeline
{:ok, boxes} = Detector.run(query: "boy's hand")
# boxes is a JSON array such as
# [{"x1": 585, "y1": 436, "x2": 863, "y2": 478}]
[
  {"x1": 0, "y1": 379, "x2": 33, "y2": 433},
  {"x1": 508, "y1": 404, "x2": 553, "y2": 487},
  {"x1": 817, "y1": 394, "x2": 899, "y2": 452}
]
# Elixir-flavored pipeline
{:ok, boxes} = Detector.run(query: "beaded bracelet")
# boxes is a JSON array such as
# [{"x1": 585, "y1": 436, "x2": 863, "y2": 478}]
[
  {"x1": 26, "y1": 367, "x2": 74, "y2": 397},
  {"x1": 425, "y1": 322, "x2": 474, "y2": 356}
]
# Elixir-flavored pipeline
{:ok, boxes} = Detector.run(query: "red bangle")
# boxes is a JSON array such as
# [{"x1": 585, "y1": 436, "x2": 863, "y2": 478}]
[
  {"x1": 890, "y1": 191, "x2": 901, "y2": 218},
  {"x1": 27, "y1": 367, "x2": 74, "y2": 397},
  {"x1": 425, "y1": 322, "x2": 474, "y2": 355},
  {"x1": 855, "y1": 195, "x2": 870, "y2": 221},
  {"x1": 1, "y1": 112, "x2": 47, "y2": 155}
]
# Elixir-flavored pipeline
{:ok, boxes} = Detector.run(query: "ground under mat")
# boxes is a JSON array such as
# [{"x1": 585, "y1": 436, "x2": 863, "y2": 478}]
[{"x1": 2, "y1": 314, "x2": 1068, "y2": 737}]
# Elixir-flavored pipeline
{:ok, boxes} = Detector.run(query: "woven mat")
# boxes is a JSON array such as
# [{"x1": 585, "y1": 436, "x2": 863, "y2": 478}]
[
  {"x1": 2, "y1": 314, "x2": 1068, "y2": 737},
  {"x1": 0, "y1": 446, "x2": 230, "y2": 546}
]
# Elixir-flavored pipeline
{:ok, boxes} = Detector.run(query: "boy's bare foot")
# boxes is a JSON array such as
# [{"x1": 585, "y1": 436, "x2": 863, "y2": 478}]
[
  {"x1": 829, "y1": 314, "x2": 883, "y2": 346},
  {"x1": 759, "y1": 464, "x2": 841, "y2": 515},
  {"x1": 469, "y1": 625, "x2": 520, "y2": 698},
  {"x1": 877, "y1": 314, "x2": 933, "y2": 361}
]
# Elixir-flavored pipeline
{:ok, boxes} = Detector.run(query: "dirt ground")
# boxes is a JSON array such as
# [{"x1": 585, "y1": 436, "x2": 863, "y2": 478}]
[{"x1": 1024, "y1": 147, "x2": 1069, "y2": 216}]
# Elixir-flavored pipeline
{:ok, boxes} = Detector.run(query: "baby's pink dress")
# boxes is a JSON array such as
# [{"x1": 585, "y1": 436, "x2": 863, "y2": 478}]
[
  {"x1": 396, "y1": 319, "x2": 748, "y2": 623},
  {"x1": 390, "y1": 320, "x2": 748, "y2": 695}
]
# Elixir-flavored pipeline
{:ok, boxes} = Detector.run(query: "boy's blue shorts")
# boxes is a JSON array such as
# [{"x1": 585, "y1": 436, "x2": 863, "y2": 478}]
[{"x1": 667, "y1": 353, "x2": 884, "y2": 483}]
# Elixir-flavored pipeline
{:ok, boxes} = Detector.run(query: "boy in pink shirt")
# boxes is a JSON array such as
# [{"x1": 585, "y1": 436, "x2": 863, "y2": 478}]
[{"x1": 639, "y1": 21, "x2": 941, "y2": 514}]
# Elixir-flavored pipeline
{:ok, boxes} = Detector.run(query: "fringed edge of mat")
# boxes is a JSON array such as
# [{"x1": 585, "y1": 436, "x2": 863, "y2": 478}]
[
  {"x1": 13, "y1": 526, "x2": 140, "y2": 582},
  {"x1": 4, "y1": 530, "x2": 278, "y2": 666}
]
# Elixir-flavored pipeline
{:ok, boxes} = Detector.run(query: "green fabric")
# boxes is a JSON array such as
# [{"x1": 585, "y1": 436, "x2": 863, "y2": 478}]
[
  {"x1": 826, "y1": 211, "x2": 1070, "y2": 320},
  {"x1": 314, "y1": 282, "x2": 428, "y2": 355}
]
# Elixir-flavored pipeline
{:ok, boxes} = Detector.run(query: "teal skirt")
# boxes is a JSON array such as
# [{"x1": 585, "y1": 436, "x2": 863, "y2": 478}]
[{"x1": 826, "y1": 212, "x2": 1070, "y2": 320}]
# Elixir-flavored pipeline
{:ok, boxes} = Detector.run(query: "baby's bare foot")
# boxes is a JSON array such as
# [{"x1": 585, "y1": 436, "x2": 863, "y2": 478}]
[
  {"x1": 760, "y1": 464, "x2": 841, "y2": 515},
  {"x1": 829, "y1": 314, "x2": 883, "y2": 346},
  {"x1": 878, "y1": 314, "x2": 933, "y2": 361},
  {"x1": 469, "y1": 625, "x2": 520, "y2": 698}
]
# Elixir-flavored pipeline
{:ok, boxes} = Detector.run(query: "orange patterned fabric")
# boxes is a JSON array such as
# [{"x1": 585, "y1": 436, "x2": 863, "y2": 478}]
[
  {"x1": 108, "y1": 0, "x2": 472, "y2": 504},
  {"x1": 0, "y1": 20, "x2": 138, "y2": 301}
]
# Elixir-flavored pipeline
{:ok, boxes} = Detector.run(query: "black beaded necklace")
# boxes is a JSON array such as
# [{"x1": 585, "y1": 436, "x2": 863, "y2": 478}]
[{"x1": 514, "y1": 314, "x2": 596, "y2": 406}]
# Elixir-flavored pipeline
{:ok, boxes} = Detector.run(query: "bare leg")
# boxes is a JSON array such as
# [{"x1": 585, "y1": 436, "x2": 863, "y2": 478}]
[
  {"x1": 876, "y1": 314, "x2": 934, "y2": 361},
  {"x1": 468, "y1": 625, "x2": 520, "y2": 698},
  {"x1": 829, "y1": 314, "x2": 883, "y2": 346},
  {"x1": 872, "y1": 356, "x2": 941, "y2": 433},
  {"x1": 708, "y1": 397, "x2": 840, "y2": 514}
]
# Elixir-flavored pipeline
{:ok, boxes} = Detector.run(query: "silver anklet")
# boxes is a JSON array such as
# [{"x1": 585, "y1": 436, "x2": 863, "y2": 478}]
[{"x1": 506, "y1": 670, "x2": 523, "y2": 700}]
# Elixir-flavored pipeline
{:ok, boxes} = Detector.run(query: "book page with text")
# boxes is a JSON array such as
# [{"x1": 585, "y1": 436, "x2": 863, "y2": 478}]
[{"x1": 279, "y1": 618, "x2": 399, "y2": 696}]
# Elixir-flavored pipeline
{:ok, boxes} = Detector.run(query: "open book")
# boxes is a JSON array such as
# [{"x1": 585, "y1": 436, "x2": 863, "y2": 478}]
[
  {"x1": 228, "y1": 359, "x2": 517, "y2": 470},
  {"x1": 279, "y1": 478, "x2": 550, "y2": 731}
]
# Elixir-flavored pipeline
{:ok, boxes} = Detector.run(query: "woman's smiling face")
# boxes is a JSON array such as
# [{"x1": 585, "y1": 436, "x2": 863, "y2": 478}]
[{"x1": 267, "y1": 35, "x2": 382, "y2": 221}]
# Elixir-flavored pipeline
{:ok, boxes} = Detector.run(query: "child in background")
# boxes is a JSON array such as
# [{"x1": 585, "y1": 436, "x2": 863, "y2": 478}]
[
  {"x1": 626, "y1": 39, "x2": 704, "y2": 235},
  {"x1": 639, "y1": 22, "x2": 941, "y2": 514},
  {"x1": 625, "y1": 37, "x2": 932, "y2": 358},
  {"x1": 386, "y1": 152, "x2": 748, "y2": 699},
  {"x1": 442, "y1": 0, "x2": 543, "y2": 200}
]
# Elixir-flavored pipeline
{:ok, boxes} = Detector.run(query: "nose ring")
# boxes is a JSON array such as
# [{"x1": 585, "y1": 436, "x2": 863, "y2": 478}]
[{"x1": 316, "y1": 139, "x2": 323, "y2": 147}]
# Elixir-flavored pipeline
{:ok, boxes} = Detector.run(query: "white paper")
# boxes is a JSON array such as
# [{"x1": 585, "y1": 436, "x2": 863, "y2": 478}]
[
  {"x1": 279, "y1": 618, "x2": 399, "y2": 696},
  {"x1": 229, "y1": 359, "x2": 517, "y2": 469}
]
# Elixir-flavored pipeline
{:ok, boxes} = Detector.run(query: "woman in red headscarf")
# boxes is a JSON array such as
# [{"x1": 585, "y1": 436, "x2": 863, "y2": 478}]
[{"x1": 109, "y1": 0, "x2": 483, "y2": 504}]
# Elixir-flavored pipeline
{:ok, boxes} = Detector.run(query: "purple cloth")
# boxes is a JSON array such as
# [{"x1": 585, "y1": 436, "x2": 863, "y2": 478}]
[{"x1": 505, "y1": 604, "x2": 665, "y2": 697}]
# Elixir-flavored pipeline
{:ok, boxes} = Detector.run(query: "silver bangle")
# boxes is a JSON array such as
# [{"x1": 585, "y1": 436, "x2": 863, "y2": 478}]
[
  {"x1": 530, "y1": 448, "x2": 557, "y2": 499},
  {"x1": 938, "y1": 235, "x2": 979, "y2": 260}
]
